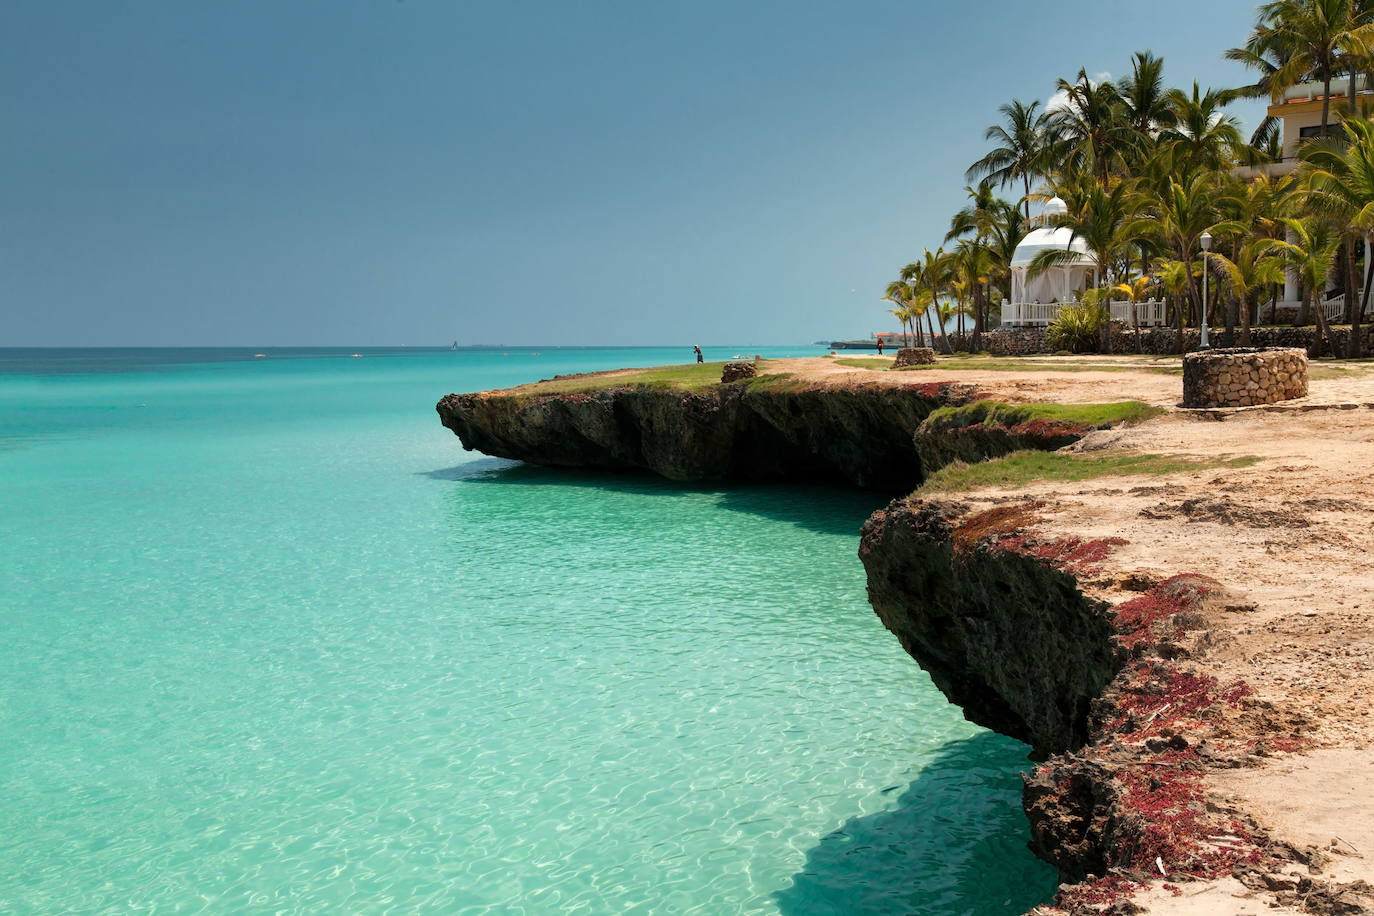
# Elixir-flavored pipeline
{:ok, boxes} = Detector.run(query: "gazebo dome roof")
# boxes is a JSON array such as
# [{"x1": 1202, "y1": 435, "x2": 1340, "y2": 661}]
[
  {"x1": 1011, "y1": 226, "x2": 1093, "y2": 268},
  {"x1": 1042, "y1": 196, "x2": 1068, "y2": 217}
]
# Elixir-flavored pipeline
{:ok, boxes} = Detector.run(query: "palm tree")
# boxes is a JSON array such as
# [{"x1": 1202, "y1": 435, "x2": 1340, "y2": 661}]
[
  {"x1": 1111, "y1": 275, "x2": 1156, "y2": 350},
  {"x1": 1239, "y1": 0, "x2": 1374, "y2": 138},
  {"x1": 1300, "y1": 115, "x2": 1374, "y2": 354},
  {"x1": 1272, "y1": 215, "x2": 1344, "y2": 354},
  {"x1": 954, "y1": 239, "x2": 996, "y2": 348},
  {"x1": 1160, "y1": 82, "x2": 1245, "y2": 175},
  {"x1": 1117, "y1": 52, "x2": 1175, "y2": 133},
  {"x1": 966, "y1": 100, "x2": 1054, "y2": 218},
  {"x1": 1031, "y1": 178, "x2": 1150, "y2": 287},
  {"x1": 1137, "y1": 173, "x2": 1221, "y2": 350},
  {"x1": 1028, "y1": 178, "x2": 1153, "y2": 351},
  {"x1": 882, "y1": 283, "x2": 914, "y2": 346},
  {"x1": 981, "y1": 199, "x2": 1028, "y2": 303},
  {"x1": 1218, "y1": 170, "x2": 1297, "y2": 322},
  {"x1": 1047, "y1": 69, "x2": 1137, "y2": 184},
  {"x1": 1227, "y1": 33, "x2": 1294, "y2": 154},
  {"x1": 901, "y1": 250, "x2": 955, "y2": 353},
  {"x1": 1116, "y1": 51, "x2": 1177, "y2": 172},
  {"x1": 947, "y1": 277, "x2": 967, "y2": 348},
  {"x1": 1155, "y1": 258, "x2": 1200, "y2": 345},
  {"x1": 945, "y1": 181, "x2": 1003, "y2": 245},
  {"x1": 1202, "y1": 240, "x2": 1288, "y2": 346},
  {"x1": 936, "y1": 300, "x2": 961, "y2": 350}
]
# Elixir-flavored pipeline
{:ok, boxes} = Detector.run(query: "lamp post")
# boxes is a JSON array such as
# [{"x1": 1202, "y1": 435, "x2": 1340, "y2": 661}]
[{"x1": 1200, "y1": 231, "x2": 1214, "y2": 350}]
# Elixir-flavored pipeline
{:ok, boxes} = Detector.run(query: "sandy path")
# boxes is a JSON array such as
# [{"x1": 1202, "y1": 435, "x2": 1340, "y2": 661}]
[{"x1": 787, "y1": 354, "x2": 1374, "y2": 408}]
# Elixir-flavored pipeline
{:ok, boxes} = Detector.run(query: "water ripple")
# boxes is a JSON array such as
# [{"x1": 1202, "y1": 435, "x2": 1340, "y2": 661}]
[{"x1": 0, "y1": 349, "x2": 1055, "y2": 913}]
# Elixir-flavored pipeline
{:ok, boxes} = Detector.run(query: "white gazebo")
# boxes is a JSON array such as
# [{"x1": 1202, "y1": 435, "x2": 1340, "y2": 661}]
[{"x1": 1004, "y1": 198, "x2": 1096, "y2": 326}]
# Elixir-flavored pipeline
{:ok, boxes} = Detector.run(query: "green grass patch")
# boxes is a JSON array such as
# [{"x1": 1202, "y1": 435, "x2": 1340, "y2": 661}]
[
  {"x1": 520, "y1": 362, "x2": 734, "y2": 394},
  {"x1": 919, "y1": 450, "x2": 1261, "y2": 494},
  {"x1": 511, "y1": 361, "x2": 802, "y2": 396},
  {"x1": 834, "y1": 357, "x2": 893, "y2": 370},
  {"x1": 922, "y1": 400, "x2": 1163, "y2": 432}
]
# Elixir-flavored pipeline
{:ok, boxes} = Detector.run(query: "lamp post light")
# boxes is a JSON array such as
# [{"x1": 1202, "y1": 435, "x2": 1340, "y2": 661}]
[{"x1": 1200, "y1": 231, "x2": 1214, "y2": 350}]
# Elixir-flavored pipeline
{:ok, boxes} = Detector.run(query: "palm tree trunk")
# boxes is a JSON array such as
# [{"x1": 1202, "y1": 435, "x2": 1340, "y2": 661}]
[
  {"x1": 1354, "y1": 293, "x2": 1365, "y2": 359},
  {"x1": 1344, "y1": 236, "x2": 1358, "y2": 326},
  {"x1": 1240, "y1": 292, "x2": 1253, "y2": 347},
  {"x1": 1313, "y1": 290, "x2": 1336, "y2": 358},
  {"x1": 926, "y1": 306, "x2": 950, "y2": 355},
  {"x1": 1023, "y1": 175, "x2": 1031, "y2": 220},
  {"x1": 1355, "y1": 248, "x2": 1374, "y2": 359},
  {"x1": 1186, "y1": 269, "x2": 1204, "y2": 353},
  {"x1": 1172, "y1": 293, "x2": 1186, "y2": 354},
  {"x1": 971, "y1": 287, "x2": 984, "y2": 352},
  {"x1": 1321, "y1": 76, "x2": 1333, "y2": 136}
]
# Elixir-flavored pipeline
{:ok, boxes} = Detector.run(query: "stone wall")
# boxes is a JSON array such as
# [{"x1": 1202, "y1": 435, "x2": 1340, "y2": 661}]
[
  {"x1": 1113, "y1": 325, "x2": 1374, "y2": 357},
  {"x1": 981, "y1": 325, "x2": 1374, "y2": 357},
  {"x1": 1182, "y1": 347, "x2": 1309, "y2": 408},
  {"x1": 893, "y1": 347, "x2": 936, "y2": 367},
  {"x1": 720, "y1": 361, "x2": 757, "y2": 383},
  {"x1": 982, "y1": 328, "x2": 1049, "y2": 355}
]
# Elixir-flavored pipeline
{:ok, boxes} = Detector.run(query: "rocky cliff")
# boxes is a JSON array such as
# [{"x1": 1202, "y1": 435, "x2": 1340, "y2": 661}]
[
  {"x1": 437, "y1": 381, "x2": 979, "y2": 491},
  {"x1": 859, "y1": 498, "x2": 1121, "y2": 759}
]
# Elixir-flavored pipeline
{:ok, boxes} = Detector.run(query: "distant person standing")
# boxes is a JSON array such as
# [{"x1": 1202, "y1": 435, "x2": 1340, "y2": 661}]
[
  {"x1": 693, "y1": 345, "x2": 703, "y2": 364},
  {"x1": 876, "y1": 338, "x2": 884, "y2": 355}
]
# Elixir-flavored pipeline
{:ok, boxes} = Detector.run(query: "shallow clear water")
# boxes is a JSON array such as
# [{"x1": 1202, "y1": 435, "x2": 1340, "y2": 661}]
[{"x1": 0, "y1": 346, "x2": 1055, "y2": 914}]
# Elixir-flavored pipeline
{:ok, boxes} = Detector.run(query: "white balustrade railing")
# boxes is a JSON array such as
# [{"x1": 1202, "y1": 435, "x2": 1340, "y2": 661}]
[
  {"x1": 1000, "y1": 295, "x2": 1374, "y2": 330},
  {"x1": 1322, "y1": 294, "x2": 1351, "y2": 323},
  {"x1": 999, "y1": 299, "x2": 1169, "y2": 328}
]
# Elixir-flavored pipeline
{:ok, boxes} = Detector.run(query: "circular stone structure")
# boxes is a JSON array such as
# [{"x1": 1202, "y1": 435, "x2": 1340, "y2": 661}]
[
  {"x1": 893, "y1": 347, "x2": 936, "y2": 368},
  {"x1": 720, "y1": 361, "x2": 757, "y2": 383},
  {"x1": 1182, "y1": 347, "x2": 1308, "y2": 408}
]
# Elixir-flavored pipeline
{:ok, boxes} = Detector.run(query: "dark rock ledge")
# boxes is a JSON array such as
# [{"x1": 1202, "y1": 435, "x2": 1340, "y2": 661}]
[
  {"x1": 437, "y1": 381, "x2": 980, "y2": 492},
  {"x1": 858, "y1": 499, "x2": 1120, "y2": 760}
]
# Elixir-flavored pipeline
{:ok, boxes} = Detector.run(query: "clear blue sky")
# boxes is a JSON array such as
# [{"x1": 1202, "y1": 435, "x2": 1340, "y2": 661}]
[{"x1": 4, "y1": 0, "x2": 1268, "y2": 346}]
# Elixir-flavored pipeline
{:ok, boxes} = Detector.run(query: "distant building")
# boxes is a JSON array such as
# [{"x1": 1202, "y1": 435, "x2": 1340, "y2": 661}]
[
  {"x1": 1236, "y1": 76, "x2": 1370, "y2": 180},
  {"x1": 1235, "y1": 77, "x2": 1371, "y2": 315}
]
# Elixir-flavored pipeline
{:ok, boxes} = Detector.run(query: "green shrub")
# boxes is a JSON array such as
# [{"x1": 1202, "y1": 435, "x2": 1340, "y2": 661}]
[{"x1": 1046, "y1": 302, "x2": 1104, "y2": 353}]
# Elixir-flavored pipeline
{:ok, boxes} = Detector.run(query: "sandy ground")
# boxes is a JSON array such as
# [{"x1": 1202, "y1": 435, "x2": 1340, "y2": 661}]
[
  {"x1": 1025, "y1": 403, "x2": 1374, "y2": 913},
  {"x1": 780, "y1": 354, "x2": 1374, "y2": 410}
]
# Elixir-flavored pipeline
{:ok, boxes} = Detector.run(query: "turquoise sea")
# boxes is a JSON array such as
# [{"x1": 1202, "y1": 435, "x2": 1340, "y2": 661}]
[{"x1": 0, "y1": 347, "x2": 1055, "y2": 914}]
